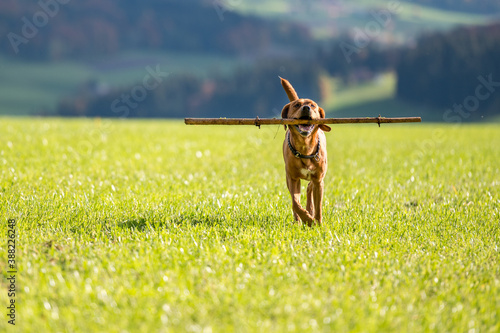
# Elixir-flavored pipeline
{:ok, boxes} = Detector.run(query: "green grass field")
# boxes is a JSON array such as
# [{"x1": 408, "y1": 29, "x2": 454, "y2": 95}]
[{"x1": 1, "y1": 118, "x2": 499, "y2": 332}]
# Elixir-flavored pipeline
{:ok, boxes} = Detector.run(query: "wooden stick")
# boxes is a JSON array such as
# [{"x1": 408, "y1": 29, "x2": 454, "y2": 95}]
[{"x1": 185, "y1": 116, "x2": 421, "y2": 127}]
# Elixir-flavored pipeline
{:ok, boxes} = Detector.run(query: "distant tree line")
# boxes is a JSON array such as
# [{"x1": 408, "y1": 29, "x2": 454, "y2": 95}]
[
  {"x1": 56, "y1": 23, "x2": 500, "y2": 120},
  {"x1": 316, "y1": 35, "x2": 398, "y2": 83},
  {"x1": 56, "y1": 59, "x2": 322, "y2": 118},
  {"x1": 396, "y1": 23, "x2": 500, "y2": 121},
  {"x1": 5, "y1": 0, "x2": 500, "y2": 120},
  {"x1": 1, "y1": 0, "x2": 311, "y2": 60}
]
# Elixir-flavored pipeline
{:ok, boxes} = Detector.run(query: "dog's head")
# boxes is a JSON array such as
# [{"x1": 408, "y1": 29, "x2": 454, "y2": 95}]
[{"x1": 281, "y1": 99, "x2": 331, "y2": 137}]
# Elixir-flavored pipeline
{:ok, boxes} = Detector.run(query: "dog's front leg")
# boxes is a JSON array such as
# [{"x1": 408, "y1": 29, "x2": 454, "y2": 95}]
[
  {"x1": 286, "y1": 175, "x2": 315, "y2": 227},
  {"x1": 312, "y1": 179, "x2": 324, "y2": 225}
]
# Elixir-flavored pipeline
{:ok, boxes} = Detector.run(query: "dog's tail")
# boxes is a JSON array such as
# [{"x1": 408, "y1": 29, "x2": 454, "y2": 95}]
[{"x1": 279, "y1": 76, "x2": 299, "y2": 102}]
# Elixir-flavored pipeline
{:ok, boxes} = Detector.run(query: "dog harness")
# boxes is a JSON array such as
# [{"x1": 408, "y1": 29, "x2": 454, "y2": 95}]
[{"x1": 287, "y1": 131, "x2": 321, "y2": 161}]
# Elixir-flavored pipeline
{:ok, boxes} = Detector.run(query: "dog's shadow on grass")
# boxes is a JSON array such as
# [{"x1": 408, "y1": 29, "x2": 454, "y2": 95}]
[
  {"x1": 118, "y1": 211, "x2": 293, "y2": 231},
  {"x1": 118, "y1": 218, "x2": 150, "y2": 230},
  {"x1": 117, "y1": 213, "x2": 239, "y2": 231}
]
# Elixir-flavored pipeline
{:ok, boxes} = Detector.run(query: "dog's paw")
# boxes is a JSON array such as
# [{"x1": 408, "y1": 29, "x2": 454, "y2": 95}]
[{"x1": 304, "y1": 217, "x2": 316, "y2": 228}]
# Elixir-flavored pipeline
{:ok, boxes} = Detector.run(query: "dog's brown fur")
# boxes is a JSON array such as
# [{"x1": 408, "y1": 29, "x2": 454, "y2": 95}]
[{"x1": 280, "y1": 77, "x2": 331, "y2": 227}]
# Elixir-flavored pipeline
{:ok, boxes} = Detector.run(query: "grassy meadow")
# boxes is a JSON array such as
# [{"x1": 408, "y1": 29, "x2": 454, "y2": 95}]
[{"x1": 0, "y1": 118, "x2": 499, "y2": 332}]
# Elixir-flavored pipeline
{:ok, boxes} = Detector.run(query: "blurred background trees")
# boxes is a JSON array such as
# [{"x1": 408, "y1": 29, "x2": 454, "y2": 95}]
[{"x1": 1, "y1": 0, "x2": 499, "y2": 120}]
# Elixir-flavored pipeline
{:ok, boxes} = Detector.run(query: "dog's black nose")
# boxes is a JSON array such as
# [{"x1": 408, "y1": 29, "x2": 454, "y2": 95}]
[{"x1": 303, "y1": 105, "x2": 311, "y2": 112}]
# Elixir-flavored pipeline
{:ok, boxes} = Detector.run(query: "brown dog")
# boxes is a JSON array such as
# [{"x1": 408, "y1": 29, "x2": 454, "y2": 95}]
[{"x1": 280, "y1": 77, "x2": 331, "y2": 226}]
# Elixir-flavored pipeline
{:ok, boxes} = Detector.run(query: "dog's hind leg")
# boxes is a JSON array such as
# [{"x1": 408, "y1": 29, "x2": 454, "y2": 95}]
[
  {"x1": 312, "y1": 180, "x2": 324, "y2": 225},
  {"x1": 306, "y1": 182, "x2": 314, "y2": 217}
]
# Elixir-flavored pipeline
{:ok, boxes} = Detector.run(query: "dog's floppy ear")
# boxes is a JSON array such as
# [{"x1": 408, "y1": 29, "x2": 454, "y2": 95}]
[
  {"x1": 318, "y1": 107, "x2": 331, "y2": 132},
  {"x1": 281, "y1": 102, "x2": 291, "y2": 130},
  {"x1": 280, "y1": 77, "x2": 299, "y2": 102}
]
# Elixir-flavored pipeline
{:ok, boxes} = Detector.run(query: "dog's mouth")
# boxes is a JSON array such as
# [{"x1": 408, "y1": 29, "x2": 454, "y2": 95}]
[{"x1": 294, "y1": 116, "x2": 315, "y2": 136}]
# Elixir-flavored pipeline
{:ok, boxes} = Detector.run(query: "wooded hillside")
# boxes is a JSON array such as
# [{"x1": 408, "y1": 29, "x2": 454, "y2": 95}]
[
  {"x1": 396, "y1": 23, "x2": 500, "y2": 121},
  {"x1": 1, "y1": 0, "x2": 311, "y2": 60}
]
